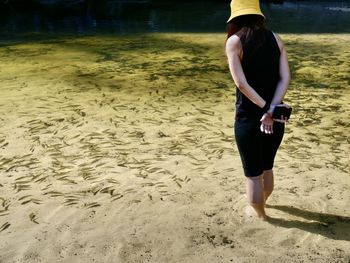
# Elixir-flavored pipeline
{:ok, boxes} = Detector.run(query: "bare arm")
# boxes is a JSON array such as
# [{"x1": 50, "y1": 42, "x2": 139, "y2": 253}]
[
  {"x1": 225, "y1": 35, "x2": 268, "y2": 109},
  {"x1": 270, "y1": 33, "x2": 291, "y2": 106}
]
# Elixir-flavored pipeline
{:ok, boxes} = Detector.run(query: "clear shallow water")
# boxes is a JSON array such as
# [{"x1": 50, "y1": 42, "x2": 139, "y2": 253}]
[
  {"x1": 1, "y1": 1, "x2": 350, "y2": 35},
  {"x1": 0, "y1": 4, "x2": 349, "y2": 257}
]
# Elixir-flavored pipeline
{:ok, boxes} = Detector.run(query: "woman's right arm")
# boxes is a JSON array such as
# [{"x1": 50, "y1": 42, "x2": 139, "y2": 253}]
[
  {"x1": 270, "y1": 33, "x2": 291, "y2": 107},
  {"x1": 225, "y1": 35, "x2": 268, "y2": 109}
]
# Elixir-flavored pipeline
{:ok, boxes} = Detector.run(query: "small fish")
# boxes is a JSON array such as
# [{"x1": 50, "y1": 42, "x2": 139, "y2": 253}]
[
  {"x1": 0, "y1": 158, "x2": 14, "y2": 166},
  {"x1": 0, "y1": 222, "x2": 10, "y2": 232},
  {"x1": 100, "y1": 186, "x2": 114, "y2": 193},
  {"x1": 111, "y1": 194, "x2": 123, "y2": 201},
  {"x1": 1, "y1": 142, "x2": 9, "y2": 147},
  {"x1": 18, "y1": 195, "x2": 32, "y2": 201},
  {"x1": 43, "y1": 191, "x2": 64, "y2": 197},
  {"x1": 64, "y1": 202, "x2": 79, "y2": 206},
  {"x1": 175, "y1": 181, "x2": 182, "y2": 188},
  {"x1": 85, "y1": 203, "x2": 101, "y2": 209}
]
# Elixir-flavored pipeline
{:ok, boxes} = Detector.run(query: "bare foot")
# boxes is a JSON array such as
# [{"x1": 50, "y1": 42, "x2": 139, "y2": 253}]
[{"x1": 243, "y1": 206, "x2": 268, "y2": 221}]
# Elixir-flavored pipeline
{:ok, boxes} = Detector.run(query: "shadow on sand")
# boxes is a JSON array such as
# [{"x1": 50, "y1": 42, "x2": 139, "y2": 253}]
[{"x1": 267, "y1": 205, "x2": 350, "y2": 241}]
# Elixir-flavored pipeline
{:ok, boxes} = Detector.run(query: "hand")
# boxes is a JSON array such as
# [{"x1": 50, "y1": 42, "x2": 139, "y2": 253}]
[
  {"x1": 274, "y1": 116, "x2": 289, "y2": 123},
  {"x1": 260, "y1": 113, "x2": 274, "y2": 134}
]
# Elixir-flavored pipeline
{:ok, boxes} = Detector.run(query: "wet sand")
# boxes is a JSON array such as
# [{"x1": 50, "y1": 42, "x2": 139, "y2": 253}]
[{"x1": 0, "y1": 33, "x2": 349, "y2": 262}]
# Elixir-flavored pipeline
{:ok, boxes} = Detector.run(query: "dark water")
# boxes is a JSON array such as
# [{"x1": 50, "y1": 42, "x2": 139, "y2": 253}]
[{"x1": 1, "y1": 1, "x2": 350, "y2": 35}]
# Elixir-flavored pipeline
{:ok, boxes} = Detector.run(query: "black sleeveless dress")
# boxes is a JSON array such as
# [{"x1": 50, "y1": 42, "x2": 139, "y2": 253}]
[{"x1": 233, "y1": 28, "x2": 285, "y2": 177}]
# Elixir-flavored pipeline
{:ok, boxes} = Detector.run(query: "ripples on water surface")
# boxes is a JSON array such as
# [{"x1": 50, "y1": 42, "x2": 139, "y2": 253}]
[{"x1": 1, "y1": 1, "x2": 350, "y2": 34}]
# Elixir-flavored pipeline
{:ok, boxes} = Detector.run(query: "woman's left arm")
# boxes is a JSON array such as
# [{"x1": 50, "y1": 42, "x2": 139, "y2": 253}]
[{"x1": 270, "y1": 33, "x2": 291, "y2": 107}]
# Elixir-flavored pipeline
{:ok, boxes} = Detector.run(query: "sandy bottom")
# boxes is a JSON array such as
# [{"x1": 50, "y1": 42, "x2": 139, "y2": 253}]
[{"x1": 0, "y1": 33, "x2": 349, "y2": 262}]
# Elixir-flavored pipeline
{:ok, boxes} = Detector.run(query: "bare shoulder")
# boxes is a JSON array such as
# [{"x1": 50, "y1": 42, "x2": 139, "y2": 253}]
[
  {"x1": 272, "y1": 32, "x2": 285, "y2": 52},
  {"x1": 225, "y1": 35, "x2": 242, "y2": 56}
]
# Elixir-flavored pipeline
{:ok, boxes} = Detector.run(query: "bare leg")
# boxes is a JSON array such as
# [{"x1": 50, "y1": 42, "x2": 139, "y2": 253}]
[
  {"x1": 246, "y1": 174, "x2": 267, "y2": 220},
  {"x1": 262, "y1": 169, "x2": 274, "y2": 204}
]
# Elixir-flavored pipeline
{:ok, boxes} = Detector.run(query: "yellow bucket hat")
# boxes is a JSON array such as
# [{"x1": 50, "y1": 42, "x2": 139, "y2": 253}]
[{"x1": 227, "y1": 0, "x2": 265, "y2": 23}]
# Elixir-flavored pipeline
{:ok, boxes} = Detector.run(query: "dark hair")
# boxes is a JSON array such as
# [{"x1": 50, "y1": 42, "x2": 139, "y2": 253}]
[{"x1": 226, "y1": 14, "x2": 266, "y2": 50}]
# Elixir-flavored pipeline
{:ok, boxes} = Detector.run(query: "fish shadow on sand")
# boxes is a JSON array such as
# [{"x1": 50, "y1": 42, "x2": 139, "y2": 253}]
[{"x1": 266, "y1": 205, "x2": 350, "y2": 241}]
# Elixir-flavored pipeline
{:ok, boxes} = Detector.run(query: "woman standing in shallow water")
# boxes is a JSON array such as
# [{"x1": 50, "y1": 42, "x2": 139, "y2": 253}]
[{"x1": 225, "y1": 0, "x2": 291, "y2": 220}]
